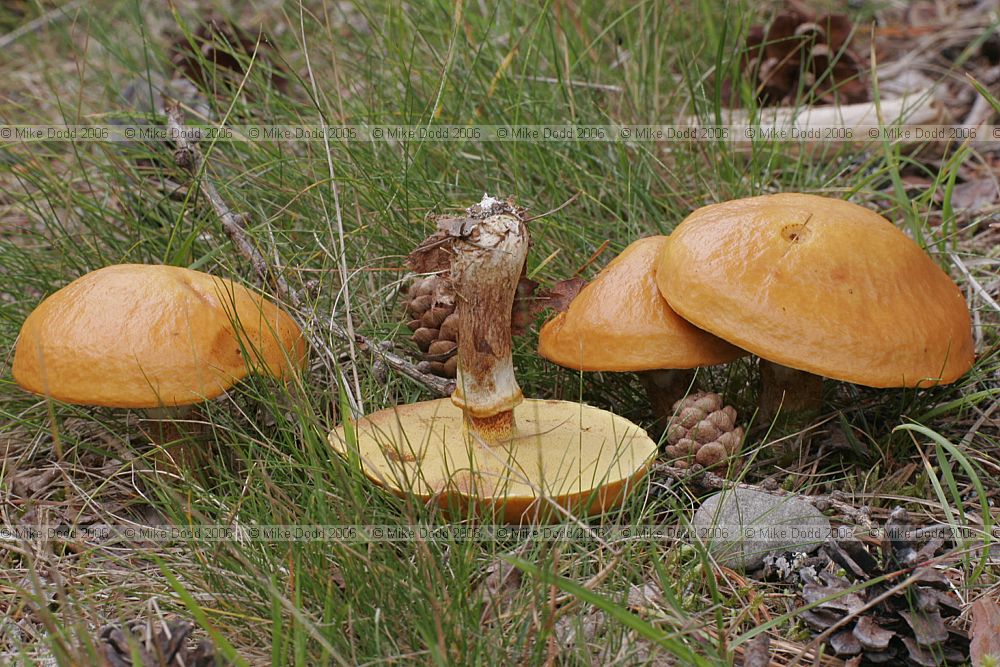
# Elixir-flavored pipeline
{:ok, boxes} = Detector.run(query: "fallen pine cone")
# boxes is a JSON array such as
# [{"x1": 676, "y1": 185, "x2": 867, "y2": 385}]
[
  {"x1": 170, "y1": 14, "x2": 289, "y2": 95},
  {"x1": 98, "y1": 619, "x2": 223, "y2": 667},
  {"x1": 664, "y1": 391, "x2": 743, "y2": 469},
  {"x1": 736, "y1": 6, "x2": 867, "y2": 107},
  {"x1": 795, "y1": 508, "x2": 969, "y2": 665},
  {"x1": 402, "y1": 195, "x2": 584, "y2": 380},
  {"x1": 404, "y1": 274, "x2": 459, "y2": 379}
]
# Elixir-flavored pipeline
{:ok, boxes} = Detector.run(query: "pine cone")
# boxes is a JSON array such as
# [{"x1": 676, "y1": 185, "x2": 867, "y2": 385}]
[
  {"x1": 401, "y1": 196, "x2": 582, "y2": 380},
  {"x1": 664, "y1": 392, "x2": 743, "y2": 469},
  {"x1": 795, "y1": 509, "x2": 969, "y2": 665},
  {"x1": 169, "y1": 14, "x2": 289, "y2": 95},
  {"x1": 98, "y1": 620, "x2": 223, "y2": 667},
  {"x1": 739, "y1": 8, "x2": 866, "y2": 107},
  {"x1": 403, "y1": 274, "x2": 459, "y2": 379}
]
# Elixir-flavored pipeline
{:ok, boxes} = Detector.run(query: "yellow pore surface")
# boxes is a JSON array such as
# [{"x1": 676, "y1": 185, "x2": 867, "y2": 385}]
[
  {"x1": 13, "y1": 264, "x2": 307, "y2": 407},
  {"x1": 538, "y1": 236, "x2": 743, "y2": 371},
  {"x1": 657, "y1": 193, "x2": 974, "y2": 387},
  {"x1": 329, "y1": 398, "x2": 657, "y2": 523}
]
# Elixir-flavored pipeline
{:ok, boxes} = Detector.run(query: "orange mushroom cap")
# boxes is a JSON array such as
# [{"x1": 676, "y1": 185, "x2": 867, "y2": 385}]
[
  {"x1": 538, "y1": 236, "x2": 744, "y2": 371},
  {"x1": 13, "y1": 264, "x2": 307, "y2": 407},
  {"x1": 656, "y1": 193, "x2": 974, "y2": 388}
]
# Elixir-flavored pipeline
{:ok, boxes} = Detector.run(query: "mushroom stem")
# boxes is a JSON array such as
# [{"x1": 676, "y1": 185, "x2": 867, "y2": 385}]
[
  {"x1": 139, "y1": 406, "x2": 206, "y2": 474},
  {"x1": 758, "y1": 360, "x2": 823, "y2": 425},
  {"x1": 637, "y1": 369, "x2": 696, "y2": 430},
  {"x1": 449, "y1": 203, "x2": 529, "y2": 444}
]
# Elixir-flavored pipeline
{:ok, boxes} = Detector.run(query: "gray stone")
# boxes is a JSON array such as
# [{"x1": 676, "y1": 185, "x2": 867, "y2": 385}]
[{"x1": 691, "y1": 488, "x2": 831, "y2": 571}]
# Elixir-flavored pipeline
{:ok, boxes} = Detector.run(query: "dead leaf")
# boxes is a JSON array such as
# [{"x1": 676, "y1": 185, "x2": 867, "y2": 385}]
[
  {"x1": 743, "y1": 633, "x2": 771, "y2": 667},
  {"x1": 970, "y1": 597, "x2": 1000, "y2": 666},
  {"x1": 951, "y1": 179, "x2": 1000, "y2": 213},
  {"x1": 11, "y1": 467, "x2": 60, "y2": 498},
  {"x1": 477, "y1": 560, "x2": 523, "y2": 624},
  {"x1": 406, "y1": 230, "x2": 454, "y2": 274},
  {"x1": 626, "y1": 581, "x2": 662, "y2": 610},
  {"x1": 510, "y1": 276, "x2": 540, "y2": 336},
  {"x1": 509, "y1": 276, "x2": 584, "y2": 336},
  {"x1": 538, "y1": 277, "x2": 585, "y2": 312}
]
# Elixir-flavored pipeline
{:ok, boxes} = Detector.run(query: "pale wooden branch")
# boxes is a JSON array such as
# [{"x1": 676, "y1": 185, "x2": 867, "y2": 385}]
[{"x1": 164, "y1": 103, "x2": 455, "y2": 398}]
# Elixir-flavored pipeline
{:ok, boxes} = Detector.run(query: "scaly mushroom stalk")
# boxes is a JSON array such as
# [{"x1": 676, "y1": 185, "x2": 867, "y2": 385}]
[
  {"x1": 637, "y1": 368, "x2": 697, "y2": 430},
  {"x1": 449, "y1": 208, "x2": 528, "y2": 443},
  {"x1": 758, "y1": 360, "x2": 823, "y2": 425}
]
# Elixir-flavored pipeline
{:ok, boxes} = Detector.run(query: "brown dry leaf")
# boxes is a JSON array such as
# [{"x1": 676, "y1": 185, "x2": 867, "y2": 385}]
[
  {"x1": 970, "y1": 597, "x2": 1000, "y2": 666},
  {"x1": 11, "y1": 467, "x2": 60, "y2": 498},
  {"x1": 951, "y1": 179, "x2": 1000, "y2": 213},
  {"x1": 509, "y1": 276, "x2": 539, "y2": 336},
  {"x1": 510, "y1": 276, "x2": 584, "y2": 336},
  {"x1": 477, "y1": 559, "x2": 523, "y2": 624},
  {"x1": 743, "y1": 633, "x2": 771, "y2": 667},
  {"x1": 535, "y1": 277, "x2": 586, "y2": 313},
  {"x1": 170, "y1": 14, "x2": 289, "y2": 94},
  {"x1": 406, "y1": 230, "x2": 454, "y2": 274}
]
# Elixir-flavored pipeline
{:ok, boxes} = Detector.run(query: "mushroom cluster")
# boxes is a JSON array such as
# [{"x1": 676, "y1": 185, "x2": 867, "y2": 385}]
[
  {"x1": 539, "y1": 193, "x2": 974, "y2": 441},
  {"x1": 329, "y1": 197, "x2": 657, "y2": 523}
]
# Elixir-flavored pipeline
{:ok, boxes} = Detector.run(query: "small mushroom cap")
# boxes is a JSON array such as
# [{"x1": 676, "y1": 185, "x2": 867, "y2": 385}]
[
  {"x1": 656, "y1": 194, "x2": 974, "y2": 388},
  {"x1": 329, "y1": 398, "x2": 656, "y2": 523},
  {"x1": 537, "y1": 236, "x2": 744, "y2": 371},
  {"x1": 13, "y1": 264, "x2": 307, "y2": 408}
]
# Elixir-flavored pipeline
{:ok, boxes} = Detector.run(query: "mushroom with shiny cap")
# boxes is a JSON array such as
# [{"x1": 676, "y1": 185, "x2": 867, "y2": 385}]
[
  {"x1": 13, "y1": 264, "x2": 307, "y2": 408},
  {"x1": 537, "y1": 235, "x2": 744, "y2": 425},
  {"x1": 329, "y1": 196, "x2": 657, "y2": 523},
  {"x1": 655, "y1": 193, "x2": 975, "y2": 422}
]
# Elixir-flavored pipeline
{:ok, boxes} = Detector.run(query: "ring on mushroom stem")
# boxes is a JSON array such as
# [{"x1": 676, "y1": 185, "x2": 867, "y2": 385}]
[
  {"x1": 655, "y1": 193, "x2": 975, "y2": 425},
  {"x1": 329, "y1": 196, "x2": 657, "y2": 523},
  {"x1": 447, "y1": 211, "x2": 528, "y2": 443}
]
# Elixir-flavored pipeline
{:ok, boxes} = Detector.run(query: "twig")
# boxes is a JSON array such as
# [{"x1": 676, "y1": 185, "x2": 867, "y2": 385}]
[
  {"x1": 299, "y1": 6, "x2": 365, "y2": 413},
  {"x1": 164, "y1": 103, "x2": 455, "y2": 400},
  {"x1": 651, "y1": 463, "x2": 871, "y2": 524},
  {"x1": 0, "y1": 0, "x2": 85, "y2": 51},
  {"x1": 950, "y1": 252, "x2": 1000, "y2": 315}
]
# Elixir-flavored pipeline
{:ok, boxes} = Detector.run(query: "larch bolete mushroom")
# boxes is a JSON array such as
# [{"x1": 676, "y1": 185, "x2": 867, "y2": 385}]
[
  {"x1": 328, "y1": 197, "x2": 657, "y2": 523},
  {"x1": 655, "y1": 193, "x2": 975, "y2": 422},
  {"x1": 537, "y1": 236, "x2": 745, "y2": 426},
  {"x1": 13, "y1": 264, "x2": 307, "y2": 465}
]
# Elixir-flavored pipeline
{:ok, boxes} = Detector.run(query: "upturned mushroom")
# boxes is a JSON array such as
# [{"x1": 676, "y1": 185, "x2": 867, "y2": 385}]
[
  {"x1": 537, "y1": 236, "x2": 744, "y2": 426},
  {"x1": 328, "y1": 197, "x2": 657, "y2": 523},
  {"x1": 13, "y1": 264, "x2": 307, "y2": 464},
  {"x1": 655, "y1": 193, "x2": 975, "y2": 422}
]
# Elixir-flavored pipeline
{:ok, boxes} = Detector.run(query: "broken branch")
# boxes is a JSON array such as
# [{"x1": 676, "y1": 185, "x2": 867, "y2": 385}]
[{"x1": 165, "y1": 103, "x2": 455, "y2": 399}]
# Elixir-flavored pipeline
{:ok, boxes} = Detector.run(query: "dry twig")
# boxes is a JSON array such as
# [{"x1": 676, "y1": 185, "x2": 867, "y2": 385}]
[{"x1": 164, "y1": 103, "x2": 455, "y2": 400}]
